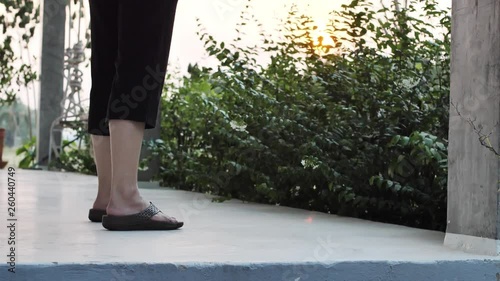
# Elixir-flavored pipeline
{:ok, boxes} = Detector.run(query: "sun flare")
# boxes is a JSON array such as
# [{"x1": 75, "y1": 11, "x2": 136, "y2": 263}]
[{"x1": 310, "y1": 18, "x2": 337, "y2": 52}]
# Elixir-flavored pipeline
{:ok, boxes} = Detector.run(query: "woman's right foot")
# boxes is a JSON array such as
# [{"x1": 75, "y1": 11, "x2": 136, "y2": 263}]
[
  {"x1": 106, "y1": 190, "x2": 181, "y2": 225},
  {"x1": 103, "y1": 200, "x2": 183, "y2": 231}
]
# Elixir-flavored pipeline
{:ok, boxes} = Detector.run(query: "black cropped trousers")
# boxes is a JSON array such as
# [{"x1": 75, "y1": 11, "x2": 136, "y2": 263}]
[{"x1": 87, "y1": 0, "x2": 178, "y2": 136}]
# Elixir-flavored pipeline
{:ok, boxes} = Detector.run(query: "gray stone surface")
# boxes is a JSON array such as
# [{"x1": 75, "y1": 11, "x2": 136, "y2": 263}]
[
  {"x1": 0, "y1": 170, "x2": 499, "y2": 280},
  {"x1": 445, "y1": 0, "x2": 500, "y2": 254},
  {"x1": 37, "y1": 0, "x2": 67, "y2": 166},
  {"x1": 3, "y1": 261, "x2": 500, "y2": 281}
]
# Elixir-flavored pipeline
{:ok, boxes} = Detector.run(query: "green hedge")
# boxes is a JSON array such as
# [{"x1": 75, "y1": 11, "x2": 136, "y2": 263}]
[{"x1": 144, "y1": 0, "x2": 450, "y2": 231}]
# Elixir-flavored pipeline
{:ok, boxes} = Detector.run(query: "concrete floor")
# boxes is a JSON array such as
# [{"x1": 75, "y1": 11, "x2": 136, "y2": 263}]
[{"x1": 1, "y1": 169, "x2": 499, "y2": 281}]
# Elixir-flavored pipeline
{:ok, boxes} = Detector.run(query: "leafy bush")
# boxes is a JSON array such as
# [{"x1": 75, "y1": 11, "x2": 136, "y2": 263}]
[
  {"x1": 0, "y1": 0, "x2": 39, "y2": 105},
  {"x1": 15, "y1": 126, "x2": 97, "y2": 174},
  {"x1": 16, "y1": 136, "x2": 36, "y2": 168},
  {"x1": 53, "y1": 125, "x2": 97, "y2": 175},
  {"x1": 145, "y1": 0, "x2": 450, "y2": 231},
  {"x1": 369, "y1": 131, "x2": 447, "y2": 230}
]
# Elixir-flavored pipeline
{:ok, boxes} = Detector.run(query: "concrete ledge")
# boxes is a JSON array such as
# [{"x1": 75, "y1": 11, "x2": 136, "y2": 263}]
[
  {"x1": 2, "y1": 170, "x2": 500, "y2": 281},
  {"x1": 3, "y1": 261, "x2": 500, "y2": 281},
  {"x1": 444, "y1": 233, "x2": 500, "y2": 256}
]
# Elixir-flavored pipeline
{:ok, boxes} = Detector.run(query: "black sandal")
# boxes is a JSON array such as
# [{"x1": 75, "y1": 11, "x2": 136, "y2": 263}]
[
  {"x1": 88, "y1": 209, "x2": 107, "y2": 222},
  {"x1": 101, "y1": 202, "x2": 183, "y2": 231}
]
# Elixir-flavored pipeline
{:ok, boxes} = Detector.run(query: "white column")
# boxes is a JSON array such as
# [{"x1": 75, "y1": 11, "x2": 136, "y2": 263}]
[
  {"x1": 37, "y1": 0, "x2": 66, "y2": 166},
  {"x1": 445, "y1": 0, "x2": 500, "y2": 255}
]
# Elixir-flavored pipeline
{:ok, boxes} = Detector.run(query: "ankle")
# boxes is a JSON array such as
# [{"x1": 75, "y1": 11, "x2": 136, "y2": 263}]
[
  {"x1": 93, "y1": 190, "x2": 111, "y2": 209},
  {"x1": 106, "y1": 196, "x2": 148, "y2": 216},
  {"x1": 108, "y1": 188, "x2": 144, "y2": 207},
  {"x1": 93, "y1": 198, "x2": 109, "y2": 209}
]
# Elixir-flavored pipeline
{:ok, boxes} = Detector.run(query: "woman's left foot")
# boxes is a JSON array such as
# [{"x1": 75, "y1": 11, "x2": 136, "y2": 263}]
[
  {"x1": 88, "y1": 208, "x2": 107, "y2": 222},
  {"x1": 89, "y1": 194, "x2": 110, "y2": 222}
]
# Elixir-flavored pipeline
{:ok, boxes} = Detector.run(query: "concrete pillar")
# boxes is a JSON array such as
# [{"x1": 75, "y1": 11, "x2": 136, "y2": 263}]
[
  {"x1": 37, "y1": 0, "x2": 66, "y2": 166},
  {"x1": 444, "y1": 0, "x2": 500, "y2": 255}
]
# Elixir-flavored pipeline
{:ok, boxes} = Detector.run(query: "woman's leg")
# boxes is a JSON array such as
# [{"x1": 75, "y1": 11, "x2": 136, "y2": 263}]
[
  {"x1": 87, "y1": 0, "x2": 118, "y2": 213},
  {"x1": 87, "y1": 0, "x2": 118, "y2": 136},
  {"x1": 107, "y1": 0, "x2": 177, "y2": 127},
  {"x1": 91, "y1": 136, "x2": 112, "y2": 210},
  {"x1": 103, "y1": 0, "x2": 180, "y2": 224},
  {"x1": 106, "y1": 120, "x2": 178, "y2": 223},
  {"x1": 106, "y1": 120, "x2": 143, "y2": 213}
]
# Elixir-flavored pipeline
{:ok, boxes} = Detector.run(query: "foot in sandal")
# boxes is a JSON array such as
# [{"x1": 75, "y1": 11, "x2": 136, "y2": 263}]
[{"x1": 103, "y1": 191, "x2": 183, "y2": 231}]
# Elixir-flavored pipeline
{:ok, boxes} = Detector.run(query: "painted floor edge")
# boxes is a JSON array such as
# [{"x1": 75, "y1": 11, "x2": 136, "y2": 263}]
[{"x1": 2, "y1": 260, "x2": 500, "y2": 281}]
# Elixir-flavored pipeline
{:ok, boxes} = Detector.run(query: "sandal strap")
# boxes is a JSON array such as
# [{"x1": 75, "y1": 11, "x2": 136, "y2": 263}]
[{"x1": 136, "y1": 202, "x2": 162, "y2": 220}]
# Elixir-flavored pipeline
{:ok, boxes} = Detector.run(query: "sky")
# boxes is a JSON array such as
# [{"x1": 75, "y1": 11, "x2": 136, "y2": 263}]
[
  {"x1": 171, "y1": 0, "x2": 345, "y2": 70},
  {"x1": 6, "y1": 0, "x2": 452, "y2": 110},
  {"x1": 171, "y1": 0, "x2": 451, "y2": 72}
]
